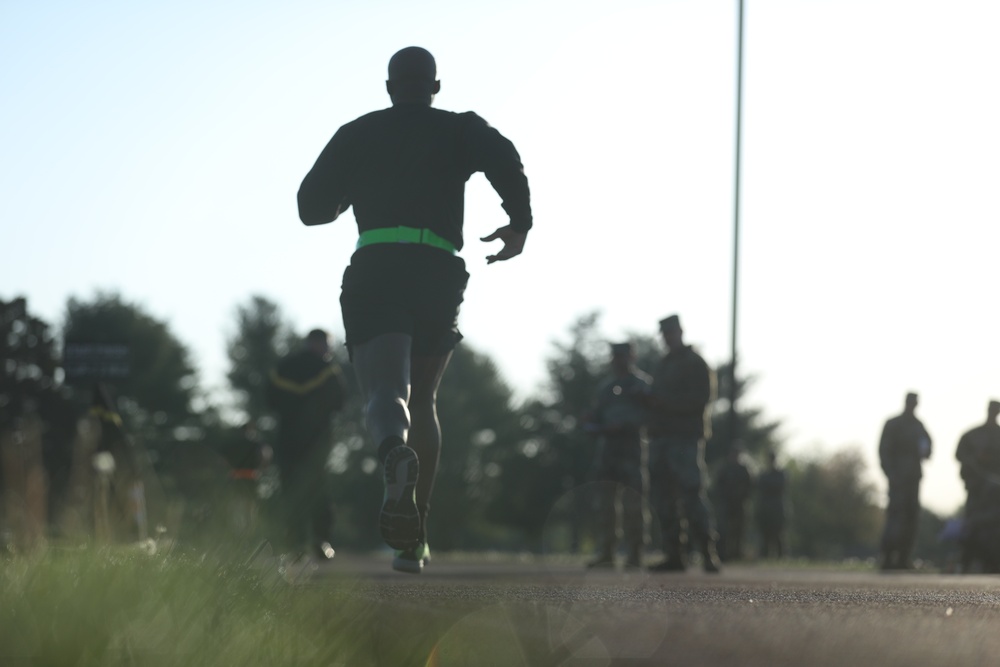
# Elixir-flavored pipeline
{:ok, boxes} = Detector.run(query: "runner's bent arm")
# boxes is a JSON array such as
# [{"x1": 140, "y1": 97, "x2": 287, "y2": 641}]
[
  {"x1": 463, "y1": 114, "x2": 532, "y2": 262},
  {"x1": 463, "y1": 113, "x2": 532, "y2": 232},
  {"x1": 298, "y1": 129, "x2": 352, "y2": 226}
]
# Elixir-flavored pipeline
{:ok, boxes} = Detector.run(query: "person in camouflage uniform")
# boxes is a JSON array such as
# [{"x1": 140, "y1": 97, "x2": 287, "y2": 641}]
[
  {"x1": 714, "y1": 444, "x2": 753, "y2": 562},
  {"x1": 266, "y1": 329, "x2": 346, "y2": 560},
  {"x1": 584, "y1": 342, "x2": 651, "y2": 569},
  {"x1": 955, "y1": 400, "x2": 1000, "y2": 573},
  {"x1": 878, "y1": 392, "x2": 932, "y2": 571},
  {"x1": 641, "y1": 315, "x2": 721, "y2": 574}
]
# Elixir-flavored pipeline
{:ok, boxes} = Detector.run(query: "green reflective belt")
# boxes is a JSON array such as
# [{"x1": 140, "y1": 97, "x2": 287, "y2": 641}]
[{"x1": 356, "y1": 226, "x2": 456, "y2": 254}]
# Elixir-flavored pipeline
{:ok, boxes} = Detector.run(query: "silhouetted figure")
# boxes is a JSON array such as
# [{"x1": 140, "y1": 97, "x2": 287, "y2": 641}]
[
  {"x1": 755, "y1": 450, "x2": 787, "y2": 559},
  {"x1": 641, "y1": 315, "x2": 721, "y2": 574},
  {"x1": 89, "y1": 383, "x2": 146, "y2": 542},
  {"x1": 583, "y1": 342, "x2": 651, "y2": 569},
  {"x1": 218, "y1": 420, "x2": 272, "y2": 538},
  {"x1": 714, "y1": 444, "x2": 753, "y2": 562},
  {"x1": 878, "y1": 392, "x2": 931, "y2": 571},
  {"x1": 955, "y1": 400, "x2": 1000, "y2": 573},
  {"x1": 38, "y1": 386, "x2": 80, "y2": 536},
  {"x1": 297, "y1": 46, "x2": 532, "y2": 574},
  {"x1": 266, "y1": 329, "x2": 346, "y2": 560}
]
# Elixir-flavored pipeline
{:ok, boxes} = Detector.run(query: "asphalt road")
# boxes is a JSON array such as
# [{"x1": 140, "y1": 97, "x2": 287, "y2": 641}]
[{"x1": 304, "y1": 554, "x2": 1000, "y2": 667}]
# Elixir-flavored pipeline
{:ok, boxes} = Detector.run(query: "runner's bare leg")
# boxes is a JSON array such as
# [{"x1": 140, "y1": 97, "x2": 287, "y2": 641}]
[
  {"x1": 409, "y1": 352, "x2": 453, "y2": 540},
  {"x1": 351, "y1": 333, "x2": 411, "y2": 452}
]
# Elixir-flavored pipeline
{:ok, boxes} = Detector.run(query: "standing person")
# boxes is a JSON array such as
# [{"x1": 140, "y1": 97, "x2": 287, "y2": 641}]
[
  {"x1": 955, "y1": 400, "x2": 1000, "y2": 572},
  {"x1": 219, "y1": 420, "x2": 272, "y2": 538},
  {"x1": 713, "y1": 444, "x2": 753, "y2": 562},
  {"x1": 878, "y1": 392, "x2": 932, "y2": 571},
  {"x1": 583, "y1": 342, "x2": 651, "y2": 569},
  {"x1": 297, "y1": 46, "x2": 532, "y2": 574},
  {"x1": 642, "y1": 315, "x2": 721, "y2": 574},
  {"x1": 89, "y1": 383, "x2": 146, "y2": 543},
  {"x1": 755, "y1": 450, "x2": 787, "y2": 559},
  {"x1": 266, "y1": 329, "x2": 346, "y2": 561}
]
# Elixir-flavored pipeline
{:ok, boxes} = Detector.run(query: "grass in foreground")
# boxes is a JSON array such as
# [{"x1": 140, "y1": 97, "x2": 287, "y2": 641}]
[{"x1": 0, "y1": 543, "x2": 401, "y2": 667}]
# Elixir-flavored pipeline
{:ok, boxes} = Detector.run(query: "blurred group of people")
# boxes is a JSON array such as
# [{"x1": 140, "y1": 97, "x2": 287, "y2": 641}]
[
  {"x1": 212, "y1": 328, "x2": 348, "y2": 562},
  {"x1": 0, "y1": 326, "x2": 346, "y2": 561},
  {"x1": 0, "y1": 382, "x2": 149, "y2": 551},
  {"x1": 713, "y1": 447, "x2": 787, "y2": 563},
  {"x1": 583, "y1": 314, "x2": 787, "y2": 574},
  {"x1": 879, "y1": 393, "x2": 1000, "y2": 573}
]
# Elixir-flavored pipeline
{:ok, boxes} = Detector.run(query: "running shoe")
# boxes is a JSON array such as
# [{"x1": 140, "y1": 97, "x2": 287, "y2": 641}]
[
  {"x1": 314, "y1": 541, "x2": 335, "y2": 561},
  {"x1": 392, "y1": 542, "x2": 431, "y2": 574},
  {"x1": 379, "y1": 444, "x2": 421, "y2": 550}
]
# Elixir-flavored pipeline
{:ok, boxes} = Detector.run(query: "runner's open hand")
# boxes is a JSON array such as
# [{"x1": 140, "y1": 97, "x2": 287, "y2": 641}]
[{"x1": 480, "y1": 225, "x2": 527, "y2": 264}]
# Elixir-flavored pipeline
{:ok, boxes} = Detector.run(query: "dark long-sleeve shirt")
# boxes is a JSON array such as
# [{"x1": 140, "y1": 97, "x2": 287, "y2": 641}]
[
  {"x1": 298, "y1": 104, "x2": 532, "y2": 251},
  {"x1": 879, "y1": 412, "x2": 931, "y2": 479},
  {"x1": 266, "y1": 349, "x2": 345, "y2": 448},
  {"x1": 648, "y1": 345, "x2": 715, "y2": 439}
]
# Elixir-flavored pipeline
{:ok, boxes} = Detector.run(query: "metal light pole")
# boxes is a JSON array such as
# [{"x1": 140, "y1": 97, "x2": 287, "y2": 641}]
[{"x1": 729, "y1": 0, "x2": 745, "y2": 451}]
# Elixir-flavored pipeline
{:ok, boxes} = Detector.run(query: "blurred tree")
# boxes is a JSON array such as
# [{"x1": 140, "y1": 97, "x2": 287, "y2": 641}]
[
  {"x1": 785, "y1": 447, "x2": 882, "y2": 560},
  {"x1": 1, "y1": 297, "x2": 80, "y2": 540},
  {"x1": 707, "y1": 362, "x2": 783, "y2": 466},
  {"x1": 62, "y1": 292, "x2": 200, "y2": 447},
  {"x1": 1, "y1": 296, "x2": 61, "y2": 428},
  {"x1": 486, "y1": 399, "x2": 585, "y2": 552},
  {"x1": 225, "y1": 295, "x2": 298, "y2": 425},
  {"x1": 431, "y1": 344, "x2": 523, "y2": 550},
  {"x1": 486, "y1": 312, "x2": 606, "y2": 552}
]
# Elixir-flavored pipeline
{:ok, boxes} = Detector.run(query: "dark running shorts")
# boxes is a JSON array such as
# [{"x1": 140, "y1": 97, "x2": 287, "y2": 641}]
[{"x1": 340, "y1": 244, "x2": 469, "y2": 358}]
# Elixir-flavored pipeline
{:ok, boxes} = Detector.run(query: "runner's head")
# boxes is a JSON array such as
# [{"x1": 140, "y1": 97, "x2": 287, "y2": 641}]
[{"x1": 387, "y1": 46, "x2": 440, "y2": 106}]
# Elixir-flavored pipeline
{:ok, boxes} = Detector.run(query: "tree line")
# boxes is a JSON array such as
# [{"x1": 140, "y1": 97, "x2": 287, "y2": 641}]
[{"x1": 0, "y1": 292, "x2": 952, "y2": 564}]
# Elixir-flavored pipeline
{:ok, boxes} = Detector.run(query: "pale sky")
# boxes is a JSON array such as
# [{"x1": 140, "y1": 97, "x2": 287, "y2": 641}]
[{"x1": 3, "y1": 0, "x2": 998, "y2": 516}]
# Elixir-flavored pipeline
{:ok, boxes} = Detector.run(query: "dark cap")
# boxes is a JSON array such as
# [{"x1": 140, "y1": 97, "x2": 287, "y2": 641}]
[
  {"x1": 990, "y1": 400, "x2": 1000, "y2": 411},
  {"x1": 610, "y1": 342, "x2": 634, "y2": 357},
  {"x1": 659, "y1": 315, "x2": 681, "y2": 331}
]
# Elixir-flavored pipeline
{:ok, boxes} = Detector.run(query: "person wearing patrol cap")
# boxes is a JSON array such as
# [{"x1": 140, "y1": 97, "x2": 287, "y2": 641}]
[
  {"x1": 266, "y1": 329, "x2": 347, "y2": 563},
  {"x1": 583, "y1": 341, "x2": 652, "y2": 569},
  {"x1": 713, "y1": 441, "x2": 753, "y2": 562},
  {"x1": 878, "y1": 391, "x2": 932, "y2": 571},
  {"x1": 640, "y1": 314, "x2": 721, "y2": 574},
  {"x1": 955, "y1": 399, "x2": 1000, "y2": 572}
]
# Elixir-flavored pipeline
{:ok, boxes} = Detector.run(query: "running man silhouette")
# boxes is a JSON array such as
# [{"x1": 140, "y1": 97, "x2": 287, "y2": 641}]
[{"x1": 297, "y1": 46, "x2": 533, "y2": 573}]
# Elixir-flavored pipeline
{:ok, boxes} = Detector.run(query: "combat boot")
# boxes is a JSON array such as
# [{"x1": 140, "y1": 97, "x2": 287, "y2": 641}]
[
  {"x1": 700, "y1": 539, "x2": 722, "y2": 574},
  {"x1": 648, "y1": 549, "x2": 686, "y2": 573}
]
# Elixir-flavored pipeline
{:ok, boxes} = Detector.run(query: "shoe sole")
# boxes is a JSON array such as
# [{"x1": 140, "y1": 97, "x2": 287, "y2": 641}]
[
  {"x1": 380, "y1": 446, "x2": 421, "y2": 550},
  {"x1": 391, "y1": 552, "x2": 429, "y2": 574}
]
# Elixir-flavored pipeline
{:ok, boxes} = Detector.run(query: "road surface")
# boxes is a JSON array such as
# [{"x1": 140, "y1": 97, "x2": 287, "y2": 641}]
[{"x1": 294, "y1": 554, "x2": 1000, "y2": 666}]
